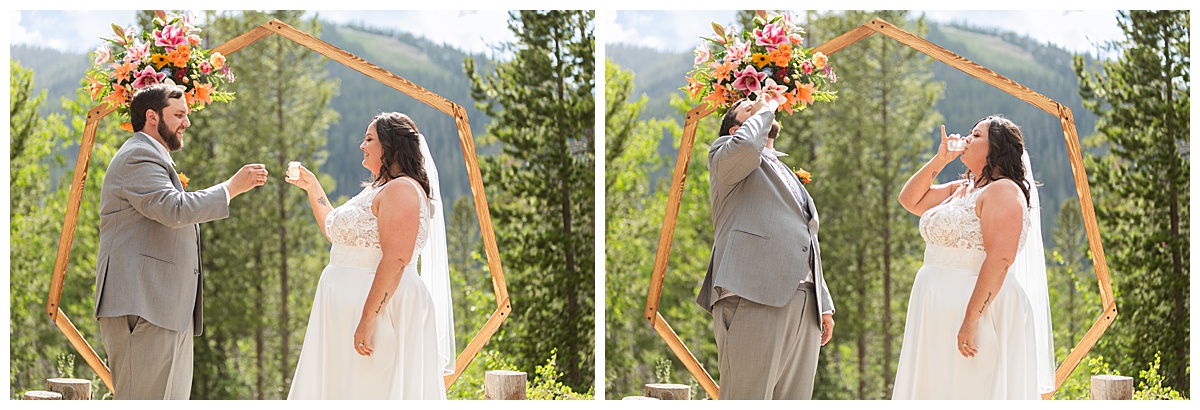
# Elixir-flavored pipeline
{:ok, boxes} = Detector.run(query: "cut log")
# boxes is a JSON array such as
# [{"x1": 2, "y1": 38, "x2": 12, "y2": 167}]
[
  {"x1": 47, "y1": 378, "x2": 92, "y2": 400},
  {"x1": 644, "y1": 383, "x2": 690, "y2": 400},
  {"x1": 484, "y1": 370, "x2": 527, "y2": 400},
  {"x1": 623, "y1": 396, "x2": 659, "y2": 400},
  {"x1": 1091, "y1": 375, "x2": 1134, "y2": 400},
  {"x1": 24, "y1": 391, "x2": 62, "y2": 400}
]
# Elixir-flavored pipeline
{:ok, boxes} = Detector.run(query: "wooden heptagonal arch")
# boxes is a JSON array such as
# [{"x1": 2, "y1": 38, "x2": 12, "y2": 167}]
[
  {"x1": 643, "y1": 17, "x2": 1116, "y2": 400},
  {"x1": 45, "y1": 18, "x2": 512, "y2": 395}
]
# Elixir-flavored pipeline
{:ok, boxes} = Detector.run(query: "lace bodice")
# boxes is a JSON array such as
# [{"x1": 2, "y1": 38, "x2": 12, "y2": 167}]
[
  {"x1": 919, "y1": 182, "x2": 1030, "y2": 252},
  {"x1": 325, "y1": 179, "x2": 431, "y2": 264}
]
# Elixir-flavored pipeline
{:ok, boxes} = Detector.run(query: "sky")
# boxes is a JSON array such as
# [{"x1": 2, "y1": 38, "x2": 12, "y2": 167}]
[
  {"x1": 8, "y1": 10, "x2": 517, "y2": 55},
  {"x1": 604, "y1": 10, "x2": 1127, "y2": 56}
]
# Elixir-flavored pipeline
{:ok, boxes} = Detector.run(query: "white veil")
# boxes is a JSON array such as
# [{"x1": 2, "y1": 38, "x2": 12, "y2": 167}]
[
  {"x1": 417, "y1": 133, "x2": 456, "y2": 376},
  {"x1": 1013, "y1": 149, "x2": 1055, "y2": 394}
]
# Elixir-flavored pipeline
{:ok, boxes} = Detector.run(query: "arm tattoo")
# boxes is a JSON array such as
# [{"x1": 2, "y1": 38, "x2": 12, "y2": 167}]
[
  {"x1": 317, "y1": 196, "x2": 328, "y2": 206},
  {"x1": 375, "y1": 292, "x2": 388, "y2": 314},
  {"x1": 980, "y1": 292, "x2": 992, "y2": 314}
]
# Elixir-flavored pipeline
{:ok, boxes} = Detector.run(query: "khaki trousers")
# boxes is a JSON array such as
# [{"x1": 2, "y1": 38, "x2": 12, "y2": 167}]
[
  {"x1": 713, "y1": 283, "x2": 821, "y2": 400},
  {"x1": 98, "y1": 315, "x2": 193, "y2": 400}
]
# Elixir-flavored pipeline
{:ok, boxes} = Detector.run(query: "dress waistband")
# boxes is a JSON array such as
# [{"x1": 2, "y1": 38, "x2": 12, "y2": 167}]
[
  {"x1": 329, "y1": 244, "x2": 383, "y2": 270},
  {"x1": 923, "y1": 244, "x2": 987, "y2": 271}
]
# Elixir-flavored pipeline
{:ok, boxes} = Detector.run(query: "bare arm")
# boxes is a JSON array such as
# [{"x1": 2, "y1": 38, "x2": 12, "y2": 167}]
[
  {"x1": 284, "y1": 165, "x2": 334, "y2": 240},
  {"x1": 353, "y1": 179, "x2": 422, "y2": 356},
  {"x1": 957, "y1": 180, "x2": 1025, "y2": 357},
  {"x1": 898, "y1": 125, "x2": 963, "y2": 216}
]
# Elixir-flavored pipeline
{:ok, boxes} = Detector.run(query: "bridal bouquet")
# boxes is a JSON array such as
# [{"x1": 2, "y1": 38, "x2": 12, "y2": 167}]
[
  {"x1": 85, "y1": 11, "x2": 235, "y2": 130},
  {"x1": 684, "y1": 11, "x2": 837, "y2": 114}
]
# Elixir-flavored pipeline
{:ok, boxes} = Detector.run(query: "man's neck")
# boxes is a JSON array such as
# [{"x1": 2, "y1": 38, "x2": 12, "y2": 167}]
[
  {"x1": 139, "y1": 130, "x2": 169, "y2": 150},
  {"x1": 766, "y1": 138, "x2": 776, "y2": 150}
]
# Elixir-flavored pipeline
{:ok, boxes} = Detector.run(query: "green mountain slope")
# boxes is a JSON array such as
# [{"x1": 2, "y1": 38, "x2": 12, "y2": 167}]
[
  {"x1": 607, "y1": 19, "x2": 1102, "y2": 246},
  {"x1": 10, "y1": 20, "x2": 492, "y2": 207}
]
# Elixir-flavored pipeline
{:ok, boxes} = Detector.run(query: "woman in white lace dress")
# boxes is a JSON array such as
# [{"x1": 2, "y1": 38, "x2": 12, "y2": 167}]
[
  {"x1": 892, "y1": 116, "x2": 1053, "y2": 399},
  {"x1": 284, "y1": 112, "x2": 454, "y2": 399}
]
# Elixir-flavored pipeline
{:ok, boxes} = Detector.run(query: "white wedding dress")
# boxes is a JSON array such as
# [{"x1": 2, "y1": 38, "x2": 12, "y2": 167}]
[
  {"x1": 892, "y1": 183, "x2": 1040, "y2": 399},
  {"x1": 288, "y1": 179, "x2": 446, "y2": 400}
]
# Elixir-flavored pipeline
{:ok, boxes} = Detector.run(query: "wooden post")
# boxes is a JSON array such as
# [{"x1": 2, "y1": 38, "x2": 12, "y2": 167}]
[
  {"x1": 623, "y1": 396, "x2": 659, "y2": 400},
  {"x1": 645, "y1": 383, "x2": 690, "y2": 400},
  {"x1": 23, "y1": 391, "x2": 63, "y2": 400},
  {"x1": 1091, "y1": 375, "x2": 1134, "y2": 400},
  {"x1": 484, "y1": 370, "x2": 527, "y2": 400},
  {"x1": 47, "y1": 378, "x2": 92, "y2": 400}
]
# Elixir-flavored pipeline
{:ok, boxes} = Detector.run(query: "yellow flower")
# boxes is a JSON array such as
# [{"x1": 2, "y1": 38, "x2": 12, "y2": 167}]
[
  {"x1": 151, "y1": 54, "x2": 169, "y2": 70},
  {"x1": 178, "y1": 172, "x2": 189, "y2": 189},
  {"x1": 794, "y1": 167, "x2": 812, "y2": 184},
  {"x1": 751, "y1": 53, "x2": 771, "y2": 69}
]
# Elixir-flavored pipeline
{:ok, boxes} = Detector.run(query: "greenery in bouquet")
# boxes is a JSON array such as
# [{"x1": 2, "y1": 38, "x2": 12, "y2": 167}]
[
  {"x1": 684, "y1": 11, "x2": 837, "y2": 114},
  {"x1": 85, "y1": 11, "x2": 235, "y2": 131}
]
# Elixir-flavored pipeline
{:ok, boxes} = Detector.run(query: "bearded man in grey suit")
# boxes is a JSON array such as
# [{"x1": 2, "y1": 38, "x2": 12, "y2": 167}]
[
  {"x1": 93, "y1": 83, "x2": 268, "y2": 399},
  {"x1": 696, "y1": 98, "x2": 836, "y2": 400}
]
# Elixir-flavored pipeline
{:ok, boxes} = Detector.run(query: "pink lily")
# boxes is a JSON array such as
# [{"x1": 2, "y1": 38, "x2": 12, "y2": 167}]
[
  {"x1": 725, "y1": 38, "x2": 751, "y2": 64},
  {"x1": 731, "y1": 66, "x2": 767, "y2": 93},
  {"x1": 754, "y1": 23, "x2": 788, "y2": 51},
  {"x1": 758, "y1": 78, "x2": 788, "y2": 107},
  {"x1": 154, "y1": 24, "x2": 188, "y2": 51},
  {"x1": 131, "y1": 66, "x2": 166, "y2": 89},
  {"x1": 693, "y1": 43, "x2": 712, "y2": 67},
  {"x1": 93, "y1": 43, "x2": 112, "y2": 66}
]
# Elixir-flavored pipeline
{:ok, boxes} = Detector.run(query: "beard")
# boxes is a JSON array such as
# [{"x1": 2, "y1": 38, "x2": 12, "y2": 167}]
[{"x1": 158, "y1": 118, "x2": 183, "y2": 151}]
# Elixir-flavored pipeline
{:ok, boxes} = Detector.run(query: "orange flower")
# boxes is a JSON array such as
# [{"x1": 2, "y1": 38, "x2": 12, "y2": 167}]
[
  {"x1": 711, "y1": 60, "x2": 736, "y2": 82},
  {"x1": 685, "y1": 75, "x2": 705, "y2": 99},
  {"x1": 119, "y1": 122, "x2": 134, "y2": 132},
  {"x1": 703, "y1": 83, "x2": 730, "y2": 107},
  {"x1": 794, "y1": 167, "x2": 812, "y2": 184},
  {"x1": 211, "y1": 52, "x2": 225, "y2": 70},
  {"x1": 769, "y1": 48, "x2": 791, "y2": 67},
  {"x1": 86, "y1": 76, "x2": 107, "y2": 100},
  {"x1": 177, "y1": 172, "x2": 189, "y2": 189},
  {"x1": 192, "y1": 82, "x2": 214, "y2": 105},
  {"x1": 794, "y1": 82, "x2": 815, "y2": 107},
  {"x1": 168, "y1": 45, "x2": 190, "y2": 68},
  {"x1": 110, "y1": 60, "x2": 136, "y2": 82},
  {"x1": 104, "y1": 83, "x2": 129, "y2": 107},
  {"x1": 812, "y1": 51, "x2": 828, "y2": 70}
]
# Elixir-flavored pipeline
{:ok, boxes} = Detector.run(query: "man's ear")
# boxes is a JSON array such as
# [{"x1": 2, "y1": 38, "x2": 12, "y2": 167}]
[{"x1": 144, "y1": 109, "x2": 158, "y2": 127}]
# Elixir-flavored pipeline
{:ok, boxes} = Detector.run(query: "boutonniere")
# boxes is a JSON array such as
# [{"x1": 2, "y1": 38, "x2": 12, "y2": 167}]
[
  {"x1": 793, "y1": 167, "x2": 812, "y2": 185},
  {"x1": 178, "y1": 172, "x2": 190, "y2": 189}
]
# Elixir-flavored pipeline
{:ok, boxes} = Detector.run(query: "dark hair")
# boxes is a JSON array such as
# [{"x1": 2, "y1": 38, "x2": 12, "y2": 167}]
[
  {"x1": 129, "y1": 84, "x2": 185, "y2": 132},
  {"x1": 768, "y1": 120, "x2": 780, "y2": 139},
  {"x1": 719, "y1": 99, "x2": 748, "y2": 137},
  {"x1": 369, "y1": 112, "x2": 430, "y2": 197},
  {"x1": 964, "y1": 115, "x2": 1031, "y2": 206}
]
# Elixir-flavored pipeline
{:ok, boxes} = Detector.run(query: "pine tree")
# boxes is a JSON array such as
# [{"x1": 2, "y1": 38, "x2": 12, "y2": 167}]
[
  {"x1": 182, "y1": 10, "x2": 340, "y2": 398},
  {"x1": 800, "y1": 10, "x2": 943, "y2": 399},
  {"x1": 464, "y1": 10, "x2": 595, "y2": 391},
  {"x1": 1074, "y1": 10, "x2": 1189, "y2": 391}
]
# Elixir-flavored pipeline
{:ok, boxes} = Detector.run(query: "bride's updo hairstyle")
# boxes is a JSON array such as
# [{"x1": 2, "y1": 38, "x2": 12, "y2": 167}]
[
  {"x1": 370, "y1": 112, "x2": 431, "y2": 197},
  {"x1": 969, "y1": 115, "x2": 1031, "y2": 206}
]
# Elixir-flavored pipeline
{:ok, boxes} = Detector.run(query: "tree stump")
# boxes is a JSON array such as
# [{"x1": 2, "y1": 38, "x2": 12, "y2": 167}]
[
  {"x1": 623, "y1": 396, "x2": 658, "y2": 400},
  {"x1": 644, "y1": 383, "x2": 690, "y2": 400},
  {"x1": 1091, "y1": 375, "x2": 1134, "y2": 400},
  {"x1": 47, "y1": 378, "x2": 92, "y2": 400},
  {"x1": 484, "y1": 370, "x2": 527, "y2": 400},
  {"x1": 24, "y1": 391, "x2": 62, "y2": 400}
]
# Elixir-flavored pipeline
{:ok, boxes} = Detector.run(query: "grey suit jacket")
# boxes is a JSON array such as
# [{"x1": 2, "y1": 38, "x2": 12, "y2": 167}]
[
  {"x1": 696, "y1": 105, "x2": 835, "y2": 319},
  {"x1": 94, "y1": 132, "x2": 229, "y2": 336}
]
